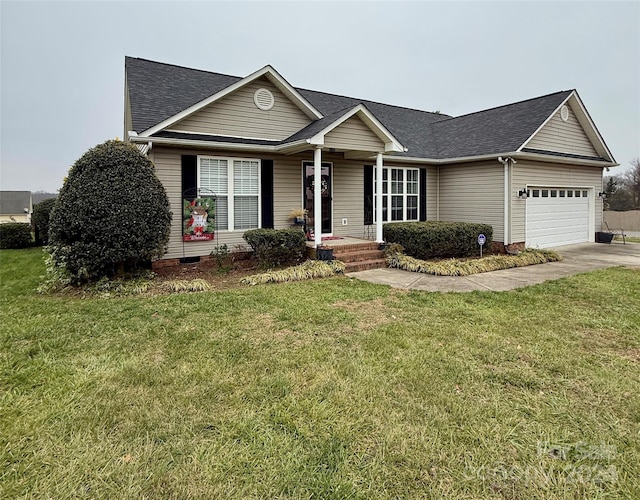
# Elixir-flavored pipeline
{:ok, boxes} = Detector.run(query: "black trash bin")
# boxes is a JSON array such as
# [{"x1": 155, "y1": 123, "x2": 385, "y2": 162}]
[
  {"x1": 595, "y1": 232, "x2": 614, "y2": 243},
  {"x1": 316, "y1": 247, "x2": 334, "y2": 261}
]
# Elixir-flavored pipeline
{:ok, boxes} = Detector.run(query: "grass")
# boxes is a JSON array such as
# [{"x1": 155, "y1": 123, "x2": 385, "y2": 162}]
[
  {"x1": 1, "y1": 247, "x2": 639, "y2": 499},
  {"x1": 387, "y1": 249, "x2": 561, "y2": 276},
  {"x1": 615, "y1": 235, "x2": 640, "y2": 243}
]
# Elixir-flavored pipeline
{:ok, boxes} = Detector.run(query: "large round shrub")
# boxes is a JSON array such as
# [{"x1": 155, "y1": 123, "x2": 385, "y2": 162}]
[
  {"x1": 32, "y1": 198, "x2": 57, "y2": 245},
  {"x1": 48, "y1": 140, "x2": 172, "y2": 282}
]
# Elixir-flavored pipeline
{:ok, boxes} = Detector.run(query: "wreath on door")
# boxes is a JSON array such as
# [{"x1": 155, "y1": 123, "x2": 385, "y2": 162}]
[{"x1": 307, "y1": 175, "x2": 329, "y2": 196}]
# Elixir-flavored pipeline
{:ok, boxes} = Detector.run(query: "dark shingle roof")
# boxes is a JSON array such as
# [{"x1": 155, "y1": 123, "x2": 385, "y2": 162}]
[
  {"x1": 0, "y1": 191, "x2": 31, "y2": 215},
  {"x1": 429, "y1": 90, "x2": 573, "y2": 158},
  {"x1": 125, "y1": 57, "x2": 577, "y2": 160},
  {"x1": 126, "y1": 58, "x2": 241, "y2": 132}
]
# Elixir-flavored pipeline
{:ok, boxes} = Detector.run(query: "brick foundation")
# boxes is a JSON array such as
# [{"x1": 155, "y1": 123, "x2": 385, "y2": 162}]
[
  {"x1": 151, "y1": 251, "x2": 253, "y2": 271},
  {"x1": 152, "y1": 254, "x2": 213, "y2": 270},
  {"x1": 490, "y1": 241, "x2": 506, "y2": 253},
  {"x1": 490, "y1": 241, "x2": 526, "y2": 254},
  {"x1": 505, "y1": 242, "x2": 526, "y2": 253}
]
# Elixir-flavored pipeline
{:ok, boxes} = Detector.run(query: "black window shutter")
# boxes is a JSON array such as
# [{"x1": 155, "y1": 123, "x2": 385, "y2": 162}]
[
  {"x1": 181, "y1": 155, "x2": 197, "y2": 201},
  {"x1": 261, "y1": 160, "x2": 274, "y2": 228},
  {"x1": 364, "y1": 165, "x2": 374, "y2": 225},
  {"x1": 419, "y1": 168, "x2": 427, "y2": 221}
]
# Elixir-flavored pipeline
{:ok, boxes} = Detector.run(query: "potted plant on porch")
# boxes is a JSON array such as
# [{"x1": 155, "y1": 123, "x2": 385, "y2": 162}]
[
  {"x1": 316, "y1": 245, "x2": 334, "y2": 261},
  {"x1": 287, "y1": 208, "x2": 307, "y2": 226}
]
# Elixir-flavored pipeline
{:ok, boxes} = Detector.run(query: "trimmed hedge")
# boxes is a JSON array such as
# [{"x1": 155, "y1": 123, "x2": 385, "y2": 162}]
[
  {"x1": 0, "y1": 223, "x2": 32, "y2": 249},
  {"x1": 383, "y1": 221, "x2": 493, "y2": 259},
  {"x1": 243, "y1": 228, "x2": 306, "y2": 268},
  {"x1": 32, "y1": 198, "x2": 57, "y2": 245},
  {"x1": 48, "y1": 140, "x2": 172, "y2": 283}
]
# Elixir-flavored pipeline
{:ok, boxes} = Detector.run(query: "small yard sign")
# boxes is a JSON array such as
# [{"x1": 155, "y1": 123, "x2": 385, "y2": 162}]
[{"x1": 478, "y1": 233, "x2": 486, "y2": 257}]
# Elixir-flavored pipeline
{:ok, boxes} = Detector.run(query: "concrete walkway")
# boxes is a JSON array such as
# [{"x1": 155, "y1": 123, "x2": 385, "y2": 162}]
[{"x1": 347, "y1": 242, "x2": 640, "y2": 292}]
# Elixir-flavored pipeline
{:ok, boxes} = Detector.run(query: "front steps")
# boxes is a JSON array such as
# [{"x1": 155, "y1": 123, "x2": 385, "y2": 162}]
[{"x1": 308, "y1": 241, "x2": 388, "y2": 273}]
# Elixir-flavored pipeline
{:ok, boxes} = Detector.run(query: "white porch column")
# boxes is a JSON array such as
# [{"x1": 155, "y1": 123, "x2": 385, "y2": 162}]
[
  {"x1": 314, "y1": 146, "x2": 322, "y2": 248},
  {"x1": 375, "y1": 152, "x2": 384, "y2": 243}
]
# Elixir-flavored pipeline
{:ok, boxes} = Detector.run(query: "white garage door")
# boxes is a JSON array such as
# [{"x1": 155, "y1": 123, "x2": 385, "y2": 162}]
[{"x1": 526, "y1": 188, "x2": 590, "y2": 248}]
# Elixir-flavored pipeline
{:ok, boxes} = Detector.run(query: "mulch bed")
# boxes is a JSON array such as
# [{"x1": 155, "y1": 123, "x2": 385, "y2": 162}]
[{"x1": 153, "y1": 255, "x2": 261, "y2": 290}]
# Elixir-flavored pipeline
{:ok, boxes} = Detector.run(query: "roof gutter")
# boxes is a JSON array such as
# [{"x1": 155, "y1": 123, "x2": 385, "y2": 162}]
[
  {"x1": 382, "y1": 152, "x2": 521, "y2": 165},
  {"x1": 130, "y1": 135, "x2": 620, "y2": 168},
  {"x1": 129, "y1": 135, "x2": 281, "y2": 153},
  {"x1": 383, "y1": 151, "x2": 618, "y2": 168}
]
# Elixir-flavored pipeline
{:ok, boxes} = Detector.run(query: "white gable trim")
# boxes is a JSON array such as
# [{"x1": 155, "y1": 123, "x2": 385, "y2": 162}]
[
  {"x1": 518, "y1": 91, "x2": 615, "y2": 162},
  {"x1": 306, "y1": 104, "x2": 406, "y2": 153},
  {"x1": 139, "y1": 65, "x2": 323, "y2": 137},
  {"x1": 567, "y1": 92, "x2": 616, "y2": 162}
]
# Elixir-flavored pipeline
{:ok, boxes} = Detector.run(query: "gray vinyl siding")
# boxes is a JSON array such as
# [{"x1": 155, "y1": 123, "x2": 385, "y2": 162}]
[
  {"x1": 272, "y1": 157, "x2": 304, "y2": 230},
  {"x1": 152, "y1": 147, "x2": 301, "y2": 259},
  {"x1": 170, "y1": 77, "x2": 312, "y2": 141},
  {"x1": 280, "y1": 155, "x2": 365, "y2": 238},
  {"x1": 526, "y1": 105, "x2": 598, "y2": 157},
  {"x1": 332, "y1": 160, "x2": 365, "y2": 237},
  {"x1": 427, "y1": 166, "x2": 438, "y2": 220},
  {"x1": 511, "y1": 161, "x2": 603, "y2": 243},
  {"x1": 324, "y1": 116, "x2": 385, "y2": 152},
  {"x1": 151, "y1": 147, "x2": 368, "y2": 259},
  {"x1": 438, "y1": 162, "x2": 505, "y2": 242}
]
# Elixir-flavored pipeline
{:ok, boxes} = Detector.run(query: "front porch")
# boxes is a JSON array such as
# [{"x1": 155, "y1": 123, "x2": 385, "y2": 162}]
[{"x1": 305, "y1": 237, "x2": 387, "y2": 272}]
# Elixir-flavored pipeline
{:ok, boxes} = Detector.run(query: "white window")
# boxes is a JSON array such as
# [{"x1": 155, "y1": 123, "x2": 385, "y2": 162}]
[
  {"x1": 374, "y1": 167, "x2": 420, "y2": 222},
  {"x1": 198, "y1": 156, "x2": 260, "y2": 231}
]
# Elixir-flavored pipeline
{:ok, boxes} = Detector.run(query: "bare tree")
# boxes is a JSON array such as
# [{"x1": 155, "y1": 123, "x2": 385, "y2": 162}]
[
  {"x1": 622, "y1": 158, "x2": 640, "y2": 209},
  {"x1": 604, "y1": 174, "x2": 633, "y2": 211}
]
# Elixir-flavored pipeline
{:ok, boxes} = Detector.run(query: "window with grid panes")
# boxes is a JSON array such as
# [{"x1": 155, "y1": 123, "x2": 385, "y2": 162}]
[
  {"x1": 374, "y1": 167, "x2": 420, "y2": 222},
  {"x1": 199, "y1": 156, "x2": 260, "y2": 230}
]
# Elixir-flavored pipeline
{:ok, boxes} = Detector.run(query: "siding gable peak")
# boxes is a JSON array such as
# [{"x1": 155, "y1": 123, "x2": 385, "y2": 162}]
[
  {"x1": 137, "y1": 65, "x2": 323, "y2": 138},
  {"x1": 306, "y1": 104, "x2": 406, "y2": 154},
  {"x1": 519, "y1": 91, "x2": 615, "y2": 162}
]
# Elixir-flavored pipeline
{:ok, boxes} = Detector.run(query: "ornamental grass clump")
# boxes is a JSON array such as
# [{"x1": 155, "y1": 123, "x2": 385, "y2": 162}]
[
  {"x1": 47, "y1": 140, "x2": 172, "y2": 284},
  {"x1": 386, "y1": 248, "x2": 561, "y2": 276},
  {"x1": 160, "y1": 279, "x2": 211, "y2": 293},
  {"x1": 241, "y1": 259, "x2": 345, "y2": 285}
]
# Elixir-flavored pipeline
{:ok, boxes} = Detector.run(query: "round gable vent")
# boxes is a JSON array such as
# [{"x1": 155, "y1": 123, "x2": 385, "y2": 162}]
[
  {"x1": 254, "y1": 88, "x2": 274, "y2": 111},
  {"x1": 560, "y1": 105, "x2": 569, "y2": 122}
]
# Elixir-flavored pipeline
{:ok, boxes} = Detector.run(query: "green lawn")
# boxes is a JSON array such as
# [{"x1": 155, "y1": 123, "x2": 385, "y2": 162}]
[
  {"x1": 616, "y1": 235, "x2": 640, "y2": 244},
  {"x1": 1, "y1": 248, "x2": 639, "y2": 499}
]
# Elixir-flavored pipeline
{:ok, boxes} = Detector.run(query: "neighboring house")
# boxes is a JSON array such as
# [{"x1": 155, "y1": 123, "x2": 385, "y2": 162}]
[
  {"x1": 124, "y1": 57, "x2": 617, "y2": 262},
  {"x1": 0, "y1": 191, "x2": 32, "y2": 223}
]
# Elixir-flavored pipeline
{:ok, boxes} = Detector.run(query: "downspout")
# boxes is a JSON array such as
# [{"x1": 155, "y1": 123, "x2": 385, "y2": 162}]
[{"x1": 498, "y1": 157, "x2": 510, "y2": 246}]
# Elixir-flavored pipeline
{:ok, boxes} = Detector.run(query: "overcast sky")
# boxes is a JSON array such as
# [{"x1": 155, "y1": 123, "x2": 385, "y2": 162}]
[{"x1": 1, "y1": 0, "x2": 639, "y2": 192}]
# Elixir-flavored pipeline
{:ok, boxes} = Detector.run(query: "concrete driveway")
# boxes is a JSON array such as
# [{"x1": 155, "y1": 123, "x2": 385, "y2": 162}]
[{"x1": 347, "y1": 242, "x2": 640, "y2": 292}]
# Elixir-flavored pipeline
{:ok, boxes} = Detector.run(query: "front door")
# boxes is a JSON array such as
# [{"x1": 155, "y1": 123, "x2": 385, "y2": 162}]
[{"x1": 303, "y1": 161, "x2": 332, "y2": 234}]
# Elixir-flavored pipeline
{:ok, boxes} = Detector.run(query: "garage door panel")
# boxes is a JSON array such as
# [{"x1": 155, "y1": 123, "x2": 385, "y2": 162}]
[{"x1": 526, "y1": 188, "x2": 590, "y2": 248}]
